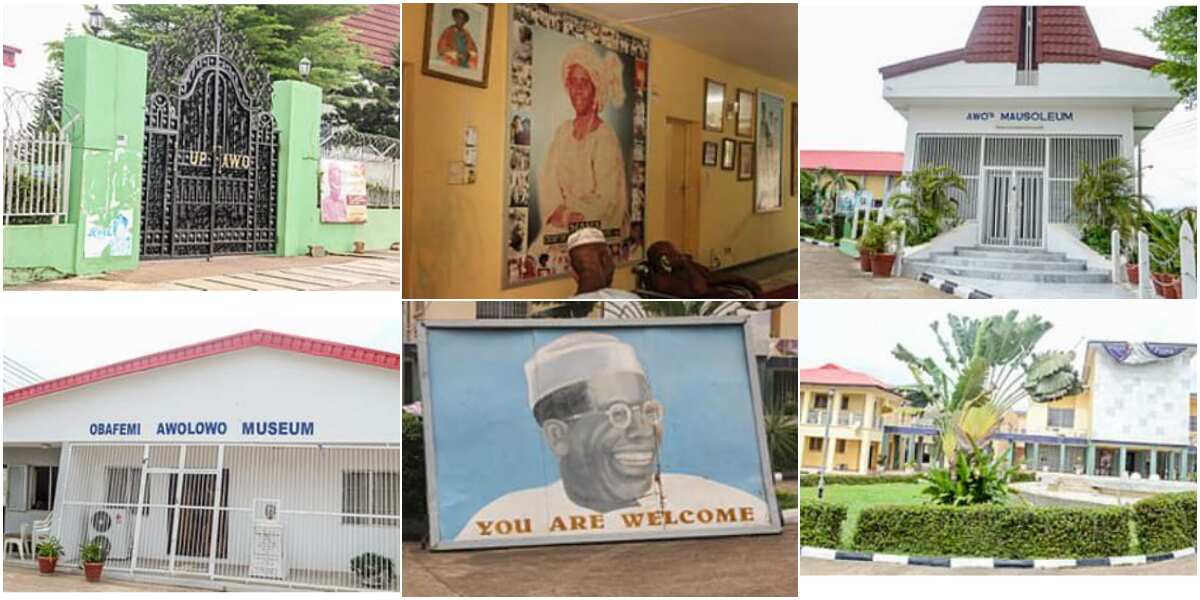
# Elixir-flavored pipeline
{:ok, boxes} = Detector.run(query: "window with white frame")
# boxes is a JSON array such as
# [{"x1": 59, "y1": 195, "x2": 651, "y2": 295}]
[
  {"x1": 342, "y1": 470, "x2": 400, "y2": 526},
  {"x1": 105, "y1": 466, "x2": 150, "y2": 515}
]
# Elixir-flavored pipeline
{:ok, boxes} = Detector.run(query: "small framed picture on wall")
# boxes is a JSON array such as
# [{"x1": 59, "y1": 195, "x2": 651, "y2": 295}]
[
  {"x1": 422, "y1": 4, "x2": 495, "y2": 88},
  {"x1": 702, "y1": 141, "x2": 719, "y2": 166},
  {"x1": 737, "y1": 141, "x2": 754, "y2": 180},
  {"x1": 703, "y1": 78, "x2": 726, "y2": 132},
  {"x1": 721, "y1": 138, "x2": 736, "y2": 170},
  {"x1": 736, "y1": 88, "x2": 755, "y2": 138}
]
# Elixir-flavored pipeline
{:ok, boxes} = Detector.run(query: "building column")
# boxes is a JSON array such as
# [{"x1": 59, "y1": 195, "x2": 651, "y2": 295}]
[
  {"x1": 1086, "y1": 443, "x2": 1095, "y2": 476},
  {"x1": 1119, "y1": 445, "x2": 1127, "y2": 477},
  {"x1": 863, "y1": 393, "x2": 877, "y2": 430},
  {"x1": 798, "y1": 435, "x2": 806, "y2": 470},
  {"x1": 906, "y1": 436, "x2": 916, "y2": 469},
  {"x1": 881, "y1": 434, "x2": 891, "y2": 470},
  {"x1": 799, "y1": 389, "x2": 810, "y2": 425},
  {"x1": 829, "y1": 389, "x2": 842, "y2": 428},
  {"x1": 1059, "y1": 444, "x2": 1067, "y2": 473},
  {"x1": 1030, "y1": 443, "x2": 1039, "y2": 470},
  {"x1": 1007, "y1": 442, "x2": 1015, "y2": 466},
  {"x1": 1149, "y1": 449, "x2": 1158, "y2": 479},
  {"x1": 857, "y1": 439, "x2": 871, "y2": 474}
]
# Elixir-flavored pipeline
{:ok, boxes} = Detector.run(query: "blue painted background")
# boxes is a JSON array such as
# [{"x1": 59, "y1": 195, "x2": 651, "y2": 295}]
[{"x1": 424, "y1": 323, "x2": 769, "y2": 541}]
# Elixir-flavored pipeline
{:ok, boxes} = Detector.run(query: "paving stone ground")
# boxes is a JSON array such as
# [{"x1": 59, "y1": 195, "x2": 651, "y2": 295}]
[
  {"x1": 799, "y1": 555, "x2": 1196, "y2": 576},
  {"x1": 4, "y1": 566, "x2": 201, "y2": 592},
  {"x1": 799, "y1": 245, "x2": 948, "y2": 299},
  {"x1": 404, "y1": 524, "x2": 798, "y2": 596},
  {"x1": 7, "y1": 252, "x2": 401, "y2": 291}
]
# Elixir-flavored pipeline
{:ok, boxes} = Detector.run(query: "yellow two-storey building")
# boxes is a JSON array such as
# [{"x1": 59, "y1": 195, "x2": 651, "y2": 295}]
[{"x1": 798, "y1": 363, "x2": 904, "y2": 475}]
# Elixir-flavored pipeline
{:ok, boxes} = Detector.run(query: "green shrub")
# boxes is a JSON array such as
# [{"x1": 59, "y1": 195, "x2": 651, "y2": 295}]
[
  {"x1": 852, "y1": 504, "x2": 1132, "y2": 558},
  {"x1": 799, "y1": 473, "x2": 926, "y2": 487},
  {"x1": 1010, "y1": 471, "x2": 1037, "y2": 483},
  {"x1": 402, "y1": 412, "x2": 427, "y2": 526},
  {"x1": 799, "y1": 501, "x2": 846, "y2": 548},
  {"x1": 1133, "y1": 492, "x2": 1197, "y2": 554},
  {"x1": 776, "y1": 489, "x2": 798, "y2": 510}
]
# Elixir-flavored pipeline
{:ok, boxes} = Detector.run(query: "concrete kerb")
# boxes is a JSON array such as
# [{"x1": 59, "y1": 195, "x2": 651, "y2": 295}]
[
  {"x1": 800, "y1": 237, "x2": 836, "y2": 248},
  {"x1": 782, "y1": 508, "x2": 798, "y2": 524},
  {"x1": 916, "y1": 272, "x2": 994, "y2": 299},
  {"x1": 800, "y1": 545, "x2": 1196, "y2": 570}
]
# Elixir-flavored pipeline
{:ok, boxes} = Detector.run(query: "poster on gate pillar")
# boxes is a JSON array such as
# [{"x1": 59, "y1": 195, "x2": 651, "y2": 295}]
[
  {"x1": 320, "y1": 159, "x2": 369, "y2": 223},
  {"x1": 418, "y1": 317, "x2": 782, "y2": 550}
]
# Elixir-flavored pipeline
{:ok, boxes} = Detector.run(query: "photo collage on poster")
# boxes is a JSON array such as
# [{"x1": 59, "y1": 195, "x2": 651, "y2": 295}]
[{"x1": 505, "y1": 3, "x2": 649, "y2": 287}]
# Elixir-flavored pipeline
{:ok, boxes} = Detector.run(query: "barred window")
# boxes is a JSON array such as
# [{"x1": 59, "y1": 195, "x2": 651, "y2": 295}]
[
  {"x1": 476, "y1": 301, "x2": 528, "y2": 319},
  {"x1": 105, "y1": 467, "x2": 150, "y2": 515},
  {"x1": 342, "y1": 471, "x2": 400, "y2": 526}
]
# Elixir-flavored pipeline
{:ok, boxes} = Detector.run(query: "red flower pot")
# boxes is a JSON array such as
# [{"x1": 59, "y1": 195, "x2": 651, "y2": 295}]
[
  {"x1": 871, "y1": 253, "x2": 897, "y2": 278},
  {"x1": 1152, "y1": 273, "x2": 1181, "y2": 299},
  {"x1": 83, "y1": 562, "x2": 103, "y2": 582},
  {"x1": 37, "y1": 556, "x2": 57, "y2": 574},
  {"x1": 1125, "y1": 264, "x2": 1139, "y2": 286},
  {"x1": 858, "y1": 249, "x2": 874, "y2": 272}
]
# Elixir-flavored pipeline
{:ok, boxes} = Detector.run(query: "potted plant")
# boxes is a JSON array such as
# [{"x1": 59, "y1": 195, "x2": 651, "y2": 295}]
[
  {"x1": 351, "y1": 552, "x2": 394, "y2": 589},
  {"x1": 868, "y1": 221, "x2": 902, "y2": 278},
  {"x1": 1147, "y1": 211, "x2": 1185, "y2": 299},
  {"x1": 1124, "y1": 240, "x2": 1140, "y2": 285},
  {"x1": 79, "y1": 540, "x2": 106, "y2": 582},
  {"x1": 856, "y1": 224, "x2": 878, "y2": 272},
  {"x1": 36, "y1": 537, "x2": 63, "y2": 574}
]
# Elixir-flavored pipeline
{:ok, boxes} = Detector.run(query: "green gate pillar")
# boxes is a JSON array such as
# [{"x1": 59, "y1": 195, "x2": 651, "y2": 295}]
[
  {"x1": 62, "y1": 35, "x2": 147, "y2": 275},
  {"x1": 1119, "y1": 445, "x2": 1126, "y2": 476},
  {"x1": 271, "y1": 80, "x2": 323, "y2": 257},
  {"x1": 1149, "y1": 449, "x2": 1157, "y2": 479},
  {"x1": 1086, "y1": 443, "x2": 1095, "y2": 475}
]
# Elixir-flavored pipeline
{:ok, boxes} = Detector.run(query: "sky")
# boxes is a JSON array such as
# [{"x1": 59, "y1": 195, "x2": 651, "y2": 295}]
[
  {"x1": 1, "y1": 293, "x2": 401, "y2": 387},
  {"x1": 797, "y1": 300, "x2": 1197, "y2": 407},
  {"x1": 799, "y1": 4, "x2": 1196, "y2": 209}
]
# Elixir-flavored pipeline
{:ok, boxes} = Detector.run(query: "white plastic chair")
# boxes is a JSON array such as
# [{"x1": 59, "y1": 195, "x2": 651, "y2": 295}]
[
  {"x1": 30, "y1": 515, "x2": 52, "y2": 555},
  {"x1": 3, "y1": 523, "x2": 29, "y2": 560}
]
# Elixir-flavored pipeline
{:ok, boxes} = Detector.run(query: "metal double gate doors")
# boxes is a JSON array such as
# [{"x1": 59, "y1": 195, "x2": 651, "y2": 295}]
[{"x1": 981, "y1": 168, "x2": 1045, "y2": 248}]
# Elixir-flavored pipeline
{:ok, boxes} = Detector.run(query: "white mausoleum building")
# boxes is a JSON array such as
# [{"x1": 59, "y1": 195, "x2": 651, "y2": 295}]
[
  {"x1": 880, "y1": 6, "x2": 1179, "y2": 286},
  {"x1": 4, "y1": 330, "x2": 400, "y2": 591}
]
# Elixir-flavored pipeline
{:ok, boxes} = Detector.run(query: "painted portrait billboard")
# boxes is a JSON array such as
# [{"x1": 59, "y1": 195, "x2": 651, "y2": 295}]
[
  {"x1": 418, "y1": 318, "x2": 782, "y2": 550},
  {"x1": 503, "y1": 4, "x2": 649, "y2": 288}
]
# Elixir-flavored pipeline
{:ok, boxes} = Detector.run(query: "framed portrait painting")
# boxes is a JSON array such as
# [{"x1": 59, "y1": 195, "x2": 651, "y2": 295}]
[
  {"x1": 702, "y1": 141, "x2": 718, "y2": 167},
  {"x1": 422, "y1": 4, "x2": 495, "y2": 88},
  {"x1": 721, "y1": 138, "x2": 736, "y2": 170},
  {"x1": 754, "y1": 90, "x2": 785, "y2": 213},
  {"x1": 503, "y1": 4, "x2": 650, "y2": 288}
]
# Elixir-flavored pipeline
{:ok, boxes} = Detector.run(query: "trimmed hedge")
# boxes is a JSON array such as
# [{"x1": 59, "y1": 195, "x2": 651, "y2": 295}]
[
  {"x1": 1134, "y1": 492, "x2": 1197, "y2": 554},
  {"x1": 852, "y1": 504, "x2": 1132, "y2": 558},
  {"x1": 799, "y1": 501, "x2": 846, "y2": 548},
  {"x1": 799, "y1": 470, "x2": 1037, "y2": 487}
]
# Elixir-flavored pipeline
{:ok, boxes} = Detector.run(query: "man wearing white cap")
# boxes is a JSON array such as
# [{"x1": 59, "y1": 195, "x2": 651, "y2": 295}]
[
  {"x1": 567, "y1": 227, "x2": 639, "y2": 299},
  {"x1": 455, "y1": 332, "x2": 770, "y2": 541}
]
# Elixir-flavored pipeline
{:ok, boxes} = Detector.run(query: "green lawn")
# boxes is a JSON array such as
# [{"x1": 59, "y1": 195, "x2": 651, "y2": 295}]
[{"x1": 799, "y1": 482, "x2": 925, "y2": 547}]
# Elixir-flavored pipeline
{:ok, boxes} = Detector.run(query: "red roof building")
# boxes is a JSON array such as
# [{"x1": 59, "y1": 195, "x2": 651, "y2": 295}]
[
  {"x1": 3, "y1": 45, "x2": 20, "y2": 68},
  {"x1": 799, "y1": 150, "x2": 905, "y2": 176},
  {"x1": 799, "y1": 363, "x2": 893, "y2": 391},
  {"x1": 344, "y1": 4, "x2": 399, "y2": 66}
]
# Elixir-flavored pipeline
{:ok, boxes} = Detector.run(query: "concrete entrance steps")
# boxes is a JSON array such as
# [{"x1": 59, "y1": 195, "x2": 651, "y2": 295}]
[{"x1": 907, "y1": 246, "x2": 1111, "y2": 284}]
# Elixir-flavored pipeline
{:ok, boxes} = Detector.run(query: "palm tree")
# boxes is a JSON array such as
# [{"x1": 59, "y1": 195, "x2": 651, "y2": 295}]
[
  {"x1": 815, "y1": 167, "x2": 861, "y2": 239},
  {"x1": 892, "y1": 311, "x2": 1081, "y2": 468},
  {"x1": 1072, "y1": 157, "x2": 1152, "y2": 245},
  {"x1": 887, "y1": 165, "x2": 967, "y2": 245}
]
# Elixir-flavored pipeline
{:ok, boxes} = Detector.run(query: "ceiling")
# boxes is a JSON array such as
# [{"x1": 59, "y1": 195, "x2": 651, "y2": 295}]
[{"x1": 566, "y1": 3, "x2": 797, "y2": 84}]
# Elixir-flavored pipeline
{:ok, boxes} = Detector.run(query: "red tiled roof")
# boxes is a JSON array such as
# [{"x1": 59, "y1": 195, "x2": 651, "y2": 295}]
[
  {"x1": 799, "y1": 151, "x2": 904, "y2": 175},
  {"x1": 800, "y1": 363, "x2": 892, "y2": 391},
  {"x1": 880, "y1": 6, "x2": 1160, "y2": 78},
  {"x1": 345, "y1": 4, "x2": 399, "y2": 66},
  {"x1": 4, "y1": 330, "x2": 400, "y2": 407}
]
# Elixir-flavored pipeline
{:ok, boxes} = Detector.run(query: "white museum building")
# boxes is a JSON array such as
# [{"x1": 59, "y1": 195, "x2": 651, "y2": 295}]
[
  {"x1": 879, "y1": 6, "x2": 1179, "y2": 286},
  {"x1": 3, "y1": 330, "x2": 401, "y2": 591}
]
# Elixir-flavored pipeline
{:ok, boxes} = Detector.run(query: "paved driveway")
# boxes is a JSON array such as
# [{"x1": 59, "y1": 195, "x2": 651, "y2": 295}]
[
  {"x1": 404, "y1": 525, "x2": 798, "y2": 596},
  {"x1": 4, "y1": 567, "x2": 200, "y2": 592},
  {"x1": 800, "y1": 555, "x2": 1196, "y2": 576},
  {"x1": 799, "y1": 245, "x2": 948, "y2": 299}
]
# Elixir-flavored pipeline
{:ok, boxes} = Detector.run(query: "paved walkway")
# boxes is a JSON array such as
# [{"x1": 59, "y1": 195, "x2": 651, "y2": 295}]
[
  {"x1": 7, "y1": 252, "x2": 401, "y2": 291},
  {"x1": 4, "y1": 567, "x2": 200, "y2": 592},
  {"x1": 799, "y1": 245, "x2": 948, "y2": 299},
  {"x1": 800, "y1": 555, "x2": 1196, "y2": 576},
  {"x1": 405, "y1": 525, "x2": 798, "y2": 596}
]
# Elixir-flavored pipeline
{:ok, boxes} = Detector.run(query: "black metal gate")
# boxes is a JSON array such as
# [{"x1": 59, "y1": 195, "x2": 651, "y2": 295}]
[{"x1": 140, "y1": 12, "x2": 279, "y2": 258}]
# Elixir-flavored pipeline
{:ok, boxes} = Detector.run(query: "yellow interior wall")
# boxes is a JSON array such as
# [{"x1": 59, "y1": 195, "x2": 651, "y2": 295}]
[{"x1": 402, "y1": 3, "x2": 797, "y2": 298}]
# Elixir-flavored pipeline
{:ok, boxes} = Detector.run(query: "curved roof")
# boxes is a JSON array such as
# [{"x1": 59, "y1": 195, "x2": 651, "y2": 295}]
[
  {"x1": 799, "y1": 363, "x2": 892, "y2": 391},
  {"x1": 4, "y1": 329, "x2": 400, "y2": 407}
]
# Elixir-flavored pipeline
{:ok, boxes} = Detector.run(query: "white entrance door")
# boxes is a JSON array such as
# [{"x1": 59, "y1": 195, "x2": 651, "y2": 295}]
[{"x1": 981, "y1": 168, "x2": 1045, "y2": 248}]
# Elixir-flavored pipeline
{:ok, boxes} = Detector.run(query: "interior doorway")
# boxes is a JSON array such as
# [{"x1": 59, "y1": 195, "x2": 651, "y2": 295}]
[{"x1": 664, "y1": 118, "x2": 700, "y2": 256}]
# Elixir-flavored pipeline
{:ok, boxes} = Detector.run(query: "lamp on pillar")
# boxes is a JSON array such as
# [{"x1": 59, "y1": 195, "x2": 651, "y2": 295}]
[
  {"x1": 817, "y1": 387, "x2": 835, "y2": 500},
  {"x1": 88, "y1": 8, "x2": 105, "y2": 35},
  {"x1": 298, "y1": 57, "x2": 312, "y2": 82}
]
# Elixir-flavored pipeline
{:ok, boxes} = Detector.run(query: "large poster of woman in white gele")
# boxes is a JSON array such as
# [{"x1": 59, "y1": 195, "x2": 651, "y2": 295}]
[{"x1": 504, "y1": 4, "x2": 648, "y2": 288}]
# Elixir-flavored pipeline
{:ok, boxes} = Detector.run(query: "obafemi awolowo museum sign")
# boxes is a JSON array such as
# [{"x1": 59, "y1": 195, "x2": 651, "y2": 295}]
[{"x1": 418, "y1": 317, "x2": 783, "y2": 550}]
